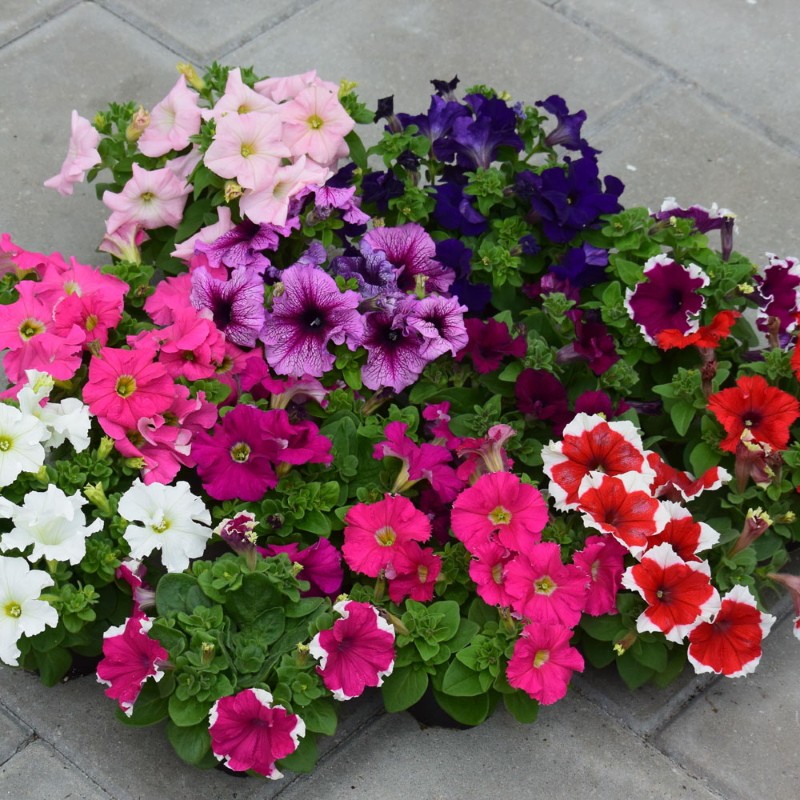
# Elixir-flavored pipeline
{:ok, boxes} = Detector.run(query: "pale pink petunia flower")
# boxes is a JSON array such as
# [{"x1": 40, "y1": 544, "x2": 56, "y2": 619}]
[
  {"x1": 207, "y1": 67, "x2": 279, "y2": 120},
  {"x1": 204, "y1": 111, "x2": 290, "y2": 190},
  {"x1": 172, "y1": 206, "x2": 235, "y2": 261},
  {"x1": 138, "y1": 75, "x2": 203, "y2": 158},
  {"x1": 43, "y1": 111, "x2": 101, "y2": 196},
  {"x1": 254, "y1": 70, "x2": 338, "y2": 103},
  {"x1": 103, "y1": 163, "x2": 191, "y2": 234}
]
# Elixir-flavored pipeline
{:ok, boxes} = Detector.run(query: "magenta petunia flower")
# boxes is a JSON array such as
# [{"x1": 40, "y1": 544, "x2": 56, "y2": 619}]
[
  {"x1": 308, "y1": 600, "x2": 395, "y2": 701},
  {"x1": 83, "y1": 347, "x2": 174, "y2": 438},
  {"x1": 450, "y1": 471, "x2": 548, "y2": 554},
  {"x1": 259, "y1": 408, "x2": 333, "y2": 467},
  {"x1": 386, "y1": 542, "x2": 442, "y2": 603},
  {"x1": 155, "y1": 307, "x2": 227, "y2": 381},
  {"x1": 506, "y1": 622, "x2": 584, "y2": 705},
  {"x1": 505, "y1": 541, "x2": 589, "y2": 628},
  {"x1": 624, "y1": 255, "x2": 709, "y2": 343},
  {"x1": 571, "y1": 535, "x2": 627, "y2": 617},
  {"x1": 342, "y1": 494, "x2": 431, "y2": 578},
  {"x1": 191, "y1": 404, "x2": 280, "y2": 501},
  {"x1": 96, "y1": 614, "x2": 169, "y2": 716},
  {"x1": 208, "y1": 688, "x2": 305, "y2": 778},
  {"x1": 261, "y1": 264, "x2": 363, "y2": 377},
  {"x1": 469, "y1": 541, "x2": 515, "y2": 608},
  {"x1": 260, "y1": 539, "x2": 343, "y2": 597}
]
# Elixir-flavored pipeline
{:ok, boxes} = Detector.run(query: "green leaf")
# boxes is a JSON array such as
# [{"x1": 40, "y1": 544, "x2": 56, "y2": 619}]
[
  {"x1": 630, "y1": 640, "x2": 668, "y2": 673},
  {"x1": 117, "y1": 679, "x2": 169, "y2": 727},
  {"x1": 299, "y1": 699, "x2": 338, "y2": 736},
  {"x1": 611, "y1": 256, "x2": 644, "y2": 286},
  {"x1": 156, "y1": 573, "x2": 214, "y2": 616},
  {"x1": 441, "y1": 659, "x2": 492, "y2": 696},
  {"x1": 579, "y1": 614, "x2": 626, "y2": 642},
  {"x1": 446, "y1": 618, "x2": 481, "y2": 652},
  {"x1": 688, "y1": 442, "x2": 720, "y2": 475},
  {"x1": 503, "y1": 691, "x2": 540, "y2": 724},
  {"x1": 670, "y1": 400, "x2": 696, "y2": 437},
  {"x1": 166, "y1": 720, "x2": 211, "y2": 766},
  {"x1": 579, "y1": 634, "x2": 617, "y2": 669},
  {"x1": 430, "y1": 600, "x2": 461, "y2": 642},
  {"x1": 276, "y1": 731, "x2": 318, "y2": 774},
  {"x1": 467, "y1": 598, "x2": 498, "y2": 627},
  {"x1": 616, "y1": 651, "x2": 655, "y2": 690},
  {"x1": 431, "y1": 688, "x2": 490, "y2": 726},
  {"x1": 34, "y1": 647, "x2": 72, "y2": 686},
  {"x1": 168, "y1": 693, "x2": 212, "y2": 727},
  {"x1": 224, "y1": 573, "x2": 279, "y2": 625},
  {"x1": 381, "y1": 665, "x2": 429, "y2": 712},
  {"x1": 344, "y1": 130, "x2": 367, "y2": 170},
  {"x1": 295, "y1": 509, "x2": 331, "y2": 537},
  {"x1": 651, "y1": 646, "x2": 688, "y2": 688}
]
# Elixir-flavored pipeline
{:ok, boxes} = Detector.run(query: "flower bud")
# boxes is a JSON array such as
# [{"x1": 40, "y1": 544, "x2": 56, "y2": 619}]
[
  {"x1": 125, "y1": 106, "x2": 150, "y2": 143},
  {"x1": 176, "y1": 63, "x2": 206, "y2": 92},
  {"x1": 224, "y1": 180, "x2": 243, "y2": 202}
]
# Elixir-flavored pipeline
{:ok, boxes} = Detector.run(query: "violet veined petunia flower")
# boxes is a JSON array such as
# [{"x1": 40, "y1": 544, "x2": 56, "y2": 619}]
[
  {"x1": 329, "y1": 240, "x2": 398, "y2": 299},
  {"x1": 261, "y1": 264, "x2": 363, "y2": 377},
  {"x1": 190, "y1": 266, "x2": 266, "y2": 347},
  {"x1": 405, "y1": 294, "x2": 468, "y2": 360}
]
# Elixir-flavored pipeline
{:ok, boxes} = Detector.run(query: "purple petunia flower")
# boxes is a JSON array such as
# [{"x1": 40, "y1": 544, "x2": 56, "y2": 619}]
[
  {"x1": 363, "y1": 223, "x2": 455, "y2": 294},
  {"x1": 190, "y1": 266, "x2": 265, "y2": 347},
  {"x1": 653, "y1": 198, "x2": 737, "y2": 261},
  {"x1": 397, "y1": 94, "x2": 471, "y2": 163},
  {"x1": 536, "y1": 95, "x2": 598, "y2": 159},
  {"x1": 405, "y1": 294, "x2": 469, "y2": 360},
  {"x1": 194, "y1": 219, "x2": 284, "y2": 273},
  {"x1": 330, "y1": 240, "x2": 398, "y2": 299},
  {"x1": 450, "y1": 94, "x2": 523, "y2": 170},
  {"x1": 433, "y1": 181, "x2": 488, "y2": 236},
  {"x1": 624, "y1": 255, "x2": 709, "y2": 343},
  {"x1": 260, "y1": 264, "x2": 364, "y2": 377},
  {"x1": 549, "y1": 243, "x2": 609, "y2": 288},
  {"x1": 435, "y1": 238, "x2": 491, "y2": 314},
  {"x1": 753, "y1": 254, "x2": 800, "y2": 345}
]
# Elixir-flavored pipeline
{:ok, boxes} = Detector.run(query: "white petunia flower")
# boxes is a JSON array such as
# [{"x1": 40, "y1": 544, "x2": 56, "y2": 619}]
[
  {"x1": 0, "y1": 485, "x2": 104, "y2": 564},
  {"x1": 0, "y1": 404, "x2": 46, "y2": 487},
  {"x1": 0, "y1": 555, "x2": 59, "y2": 666},
  {"x1": 118, "y1": 480, "x2": 212, "y2": 572}
]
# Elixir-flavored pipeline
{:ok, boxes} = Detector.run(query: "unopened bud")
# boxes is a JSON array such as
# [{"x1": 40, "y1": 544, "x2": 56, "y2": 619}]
[
  {"x1": 97, "y1": 436, "x2": 115, "y2": 460},
  {"x1": 176, "y1": 63, "x2": 206, "y2": 92},
  {"x1": 126, "y1": 106, "x2": 150, "y2": 143},
  {"x1": 224, "y1": 180, "x2": 243, "y2": 202},
  {"x1": 339, "y1": 79, "x2": 358, "y2": 98}
]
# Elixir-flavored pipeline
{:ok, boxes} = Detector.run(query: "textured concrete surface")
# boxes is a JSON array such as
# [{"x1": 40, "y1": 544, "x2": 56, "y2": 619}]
[{"x1": 1, "y1": 0, "x2": 799, "y2": 798}]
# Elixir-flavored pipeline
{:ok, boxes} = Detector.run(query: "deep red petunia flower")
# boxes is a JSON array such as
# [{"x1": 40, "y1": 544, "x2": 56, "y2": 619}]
[
  {"x1": 687, "y1": 585, "x2": 775, "y2": 677},
  {"x1": 542, "y1": 413, "x2": 655, "y2": 511},
  {"x1": 707, "y1": 374, "x2": 800, "y2": 453},
  {"x1": 622, "y1": 543, "x2": 720, "y2": 643}
]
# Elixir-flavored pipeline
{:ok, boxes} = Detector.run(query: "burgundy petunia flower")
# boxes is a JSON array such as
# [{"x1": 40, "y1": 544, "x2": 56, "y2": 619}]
[
  {"x1": 455, "y1": 318, "x2": 527, "y2": 373},
  {"x1": 515, "y1": 369, "x2": 571, "y2": 433}
]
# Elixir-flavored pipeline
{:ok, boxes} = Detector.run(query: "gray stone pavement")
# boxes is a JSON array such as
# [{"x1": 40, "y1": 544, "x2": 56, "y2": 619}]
[{"x1": 1, "y1": 1, "x2": 799, "y2": 798}]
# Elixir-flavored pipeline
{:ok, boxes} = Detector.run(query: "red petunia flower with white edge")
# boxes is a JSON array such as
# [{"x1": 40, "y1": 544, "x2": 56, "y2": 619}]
[
  {"x1": 643, "y1": 501, "x2": 719, "y2": 562},
  {"x1": 208, "y1": 688, "x2": 305, "y2": 778},
  {"x1": 542, "y1": 413, "x2": 655, "y2": 511},
  {"x1": 450, "y1": 471, "x2": 548, "y2": 554},
  {"x1": 96, "y1": 614, "x2": 169, "y2": 716},
  {"x1": 646, "y1": 451, "x2": 731, "y2": 503},
  {"x1": 687, "y1": 584, "x2": 775, "y2": 677},
  {"x1": 707, "y1": 374, "x2": 800, "y2": 453},
  {"x1": 506, "y1": 622, "x2": 584, "y2": 705},
  {"x1": 342, "y1": 494, "x2": 431, "y2": 578},
  {"x1": 308, "y1": 600, "x2": 395, "y2": 701},
  {"x1": 576, "y1": 471, "x2": 668, "y2": 558},
  {"x1": 572, "y1": 535, "x2": 627, "y2": 617},
  {"x1": 622, "y1": 543, "x2": 721, "y2": 643}
]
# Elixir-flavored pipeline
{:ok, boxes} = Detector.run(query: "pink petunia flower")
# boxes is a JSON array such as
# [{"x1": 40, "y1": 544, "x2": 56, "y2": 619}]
[
  {"x1": 52, "y1": 290, "x2": 123, "y2": 349},
  {"x1": 208, "y1": 688, "x2": 305, "y2": 778},
  {"x1": 138, "y1": 75, "x2": 202, "y2": 158},
  {"x1": 506, "y1": 622, "x2": 584, "y2": 705},
  {"x1": 260, "y1": 539, "x2": 343, "y2": 597},
  {"x1": 255, "y1": 70, "x2": 339, "y2": 103},
  {"x1": 469, "y1": 541, "x2": 515, "y2": 608},
  {"x1": 622, "y1": 543, "x2": 721, "y2": 643},
  {"x1": 103, "y1": 163, "x2": 191, "y2": 234},
  {"x1": 172, "y1": 207, "x2": 235, "y2": 262},
  {"x1": 207, "y1": 68, "x2": 278, "y2": 120},
  {"x1": 342, "y1": 494, "x2": 431, "y2": 578},
  {"x1": 153, "y1": 307, "x2": 227, "y2": 381},
  {"x1": 687, "y1": 584, "x2": 775, "y2": 678},
  {"x1": 572, "y1": 535, "x2": 627, "y2": 617},
  {"x1": 308, "y1": 600, "x2": 395, "y2": 700},
  {"x1": 96, "y1": 614, "x2": 169, "y2": 716},
  {"x1": 83, "y1": 347, "x2": 174, "y2": 438},
  {"x1": 43, "y1": 111, "x2": 101, "y2": 196},
  {"x1": 505, "y1": 541, "x2": 589, "y2": 628},
  {"x1": 450, "y1": 471, "x2": 548, "y2": 554}
]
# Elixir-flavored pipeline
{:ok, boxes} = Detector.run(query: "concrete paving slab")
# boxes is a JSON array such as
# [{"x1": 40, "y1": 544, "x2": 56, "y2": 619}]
[
  {"x1": 230, "y1": 0, "x2": 657, "y2": 133},
  {"x1": 0, "y1": 739, "x2": 112, "y2": 800},
  {"x1": 0, "y1": 0, "x2": 77, "y2": 47},
  {"x1": 0, "y1": 707, "x2": 31, "y2": 767},
  {"x1": 96, "y1": 0, "x2": 320, "y2": 64},
  {"x1": 592, "y1": 84, "x2": 800, "y2": 263},
  {"x1": 278, "y1": 695, "x2": 723, "y2": 800},
  {"x1": 0, "y1": 2, "x2": 183, "y2": 266},
  {"x1": 558, "y1": 0, "x2": 800, "y2": 152},
  {"x1": 656, "y1": 616, "x2": 800, "y2": 800},
  {"x1": 0, "y1": 665, "x2": 382, "y2": 800}
]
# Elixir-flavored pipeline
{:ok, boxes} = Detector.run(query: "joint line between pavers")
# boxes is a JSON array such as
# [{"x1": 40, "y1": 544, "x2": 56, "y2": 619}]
[
  {"x1": 0, "y1": 0, "x2": 81, "y2": 52},
  {"x1": 0, "y1": 732, "x2": 38, "y2": 770}
]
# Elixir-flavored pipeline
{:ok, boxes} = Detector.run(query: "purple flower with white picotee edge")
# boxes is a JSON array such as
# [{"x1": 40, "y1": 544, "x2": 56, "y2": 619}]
[
  {"x1": 260, "y1": 264, "x2": 364, "y2": 377},
  {"x1": 753, "y1": 254, "x2": 800, "y2": 345},
  {"x1": 190, "y1": 266, "x2": 265, "y2": 347},
  {"x1": 625, "y1": 255, "x2": 709, "y2": 343}
]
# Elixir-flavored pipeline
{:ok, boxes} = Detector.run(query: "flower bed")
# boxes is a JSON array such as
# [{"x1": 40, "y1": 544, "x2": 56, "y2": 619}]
[{"x1": 1, "y1": 62, "x2": 799, "y2": 778}]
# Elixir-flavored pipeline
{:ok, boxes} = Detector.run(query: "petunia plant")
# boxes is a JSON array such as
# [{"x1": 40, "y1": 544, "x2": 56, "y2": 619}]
[{"x1": 0, "y1": 60, "x2": 799, "y2": 778}]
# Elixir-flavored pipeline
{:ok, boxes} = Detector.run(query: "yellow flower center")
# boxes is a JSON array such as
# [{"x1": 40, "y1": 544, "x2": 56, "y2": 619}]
[
  {"x1": 488, "y1": 505, "x2": 512, "y2": 526},
  {"x1": 230, "y1": 442, "x2": 251, "y2": 463},
  {"x1": 0, "y1": 435, "x2": 12, "y2": 452},
  {"x1": 241, "y1": 143, "x2": 253, "y2": 158},
  {"x1": 18, "y1": 318, "x2": 45, "y2": 340},
  {"x1": 491, "y1": 563, "x2": 504, "y2": 584},
  {"x1": 115, "y1": 375, "x2": 137, "y2": 398},
  {"x1": 534, "y1": 576, "x2": 557, "y2": 595},
  {"x1": 533, "y1": 649, "x2": 550, "y2": 669},
  {"x1": 417, "y1": 564, "x2": 429, "y2": 583},
  {"x1": 151, "y1": 518, "x2": 170, "y2": 534},
  {"x1": 308, "y1": 114, "x2": 324, "y2": 130},
  {"x1": 140, "y1": 191, "x2": 154, "y2": 202},
  {"x1": 4, "y1": 601, "x2": 22, "y2": 619},
  {"x1": 85, "y1": 314, "x2": 98, "y2": 332},
  {"x1": 237, "y1": 104, "x2": 250, "y2": 114},
  {"x1": 375, "y1": 526, "x2": 397, "y2": 546}
]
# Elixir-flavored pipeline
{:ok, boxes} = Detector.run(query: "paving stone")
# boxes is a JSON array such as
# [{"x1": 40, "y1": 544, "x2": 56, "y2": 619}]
[
  {"x1": 278, "y1": 695, "x2": 721, "y2": 800},
  {"x1": 0, "y1": 739, "x2": 111, "y2": 800},
  {"x1": 558, "y1": 0, "x2": 800, "y2": 151},
  {"x1": 656, "y1": 616, "x2": 800, "y2": 800},
  {"x1": 96, "y1": 0, "x2": 320, "y2": 64},
  {"x1": 230, "y1": 0, "x2": 657, "y2": 135},
  {"x1": 592, "y1": 84, "x2": 800, "y2": 262},
  {"x1": 0, "y1": 665, "x2": 382, "y2": 800},
  {"x1": 0, "y1": 707, "x2": 31, "y2": 767},
  {"x1": 1, "y1": 2, "x2": 181, "y2": 266},
  {"x1": 0, "y1": 0, "x2": 77, "y2": 47}
]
